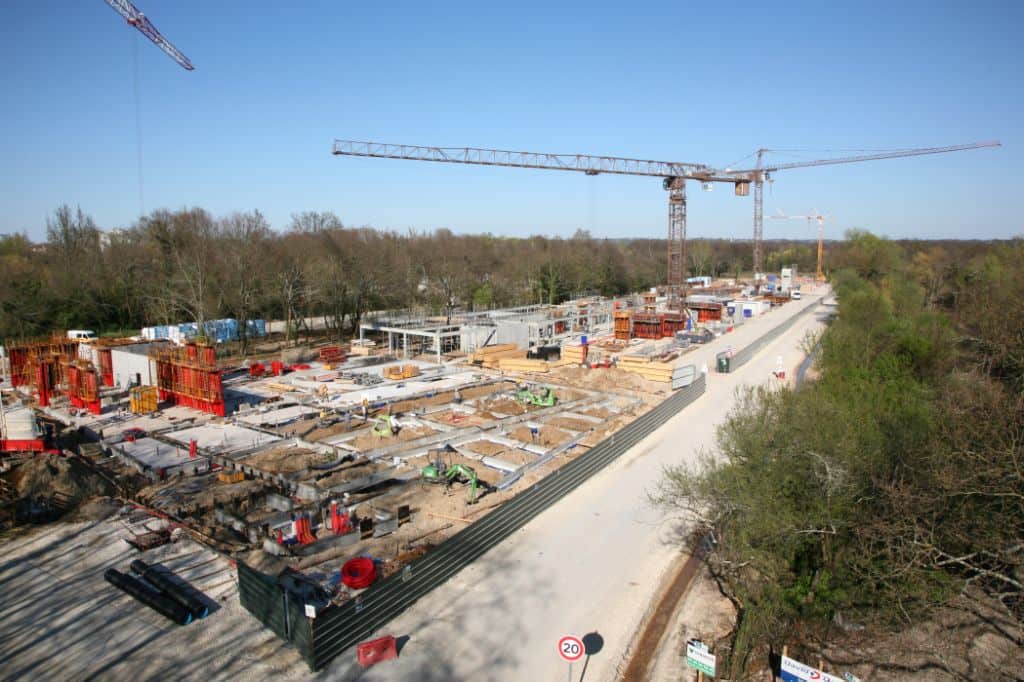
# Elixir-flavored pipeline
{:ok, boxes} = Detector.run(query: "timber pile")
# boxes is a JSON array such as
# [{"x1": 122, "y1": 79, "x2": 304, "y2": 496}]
[
  {"x1": 470, "y1": 344, "x2": 523, "y2": 368},
  {"x1": 617, "y1": 354, "x2": 677, "y2": 383},
  {"x1": 561, "y1": 343, "x2": 586, "y2": 364},
  {"x1": 349, "y1": 340, "x2": 377, "y2": 356}
]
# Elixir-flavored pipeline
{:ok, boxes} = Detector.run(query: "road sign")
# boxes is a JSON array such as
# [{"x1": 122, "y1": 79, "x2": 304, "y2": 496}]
[
  {"x1": 558, "y1": 635, "x2": 585, "y2": 662},
  {"x1": 685, "y1": 641, "x2": 715, "y2": 677},
  {"x1": 781, "y1": 655, "x2": 844, "y2": 682}
]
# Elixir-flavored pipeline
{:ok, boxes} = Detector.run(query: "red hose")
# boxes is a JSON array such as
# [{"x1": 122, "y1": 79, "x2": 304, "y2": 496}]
[{"x1": 341, "y1": 557, "x2": 377, "y2": 589}]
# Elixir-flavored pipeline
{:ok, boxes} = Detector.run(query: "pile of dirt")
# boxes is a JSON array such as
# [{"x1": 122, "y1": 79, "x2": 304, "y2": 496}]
[
  {"x1": 549, "y1": 366, "x2": 665, "y2": 397},
  {"x1": 15, "y1": 454, "x2": 117, "y2": 501},
  {"x1": 245, "y1": 446, "x2": 332, "y2": 474},
  {"x1": 481, "y1": 398, "x2": 527, "y2": 415}
]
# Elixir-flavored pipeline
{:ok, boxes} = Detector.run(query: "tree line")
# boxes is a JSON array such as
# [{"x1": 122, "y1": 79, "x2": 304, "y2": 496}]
[
  {"x1": 654, "y1": 230, "x2": 1024, "y2": 677},
  {"x1": 2, "y1": 204, "x2": 843, "y2": 345}
]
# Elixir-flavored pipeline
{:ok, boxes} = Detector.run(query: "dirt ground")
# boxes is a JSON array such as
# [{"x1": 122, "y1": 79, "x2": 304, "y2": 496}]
[
  {"x1": 460, "y1": 440, "x2": 537, "y2": 466},
  {"x1": 508, "y1": 425, "x2": 570, "y2": 447},
  {"x1": 310, "y1": 458, "x2": 392, "y2": 489},
  {"x1": 344, "y1": 423, "x2": 436, "y2": 452},
  {"x1": 388, "y1": 381, "x2": 513, "y2": 413},
  {"x1": 243, "y1": 446, "x2": 333, "y2": 474},
  {"x1": 477, "y1": 396, "x2": 529, "y2": 415},
  {"x1": 422, "y1": 409, "x2": 495, "y2": 427},
  {"x1": 544, "y1": 415, "x2": 598, "y2": 432},
  {"x1": 580, "y1": 406, "x2": 615, "y2": 419}
]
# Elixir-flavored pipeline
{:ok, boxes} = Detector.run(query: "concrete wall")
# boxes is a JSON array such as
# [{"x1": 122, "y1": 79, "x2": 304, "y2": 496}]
[{"x1": 110, "y1": 347, "x2": 157, "y2": 388}]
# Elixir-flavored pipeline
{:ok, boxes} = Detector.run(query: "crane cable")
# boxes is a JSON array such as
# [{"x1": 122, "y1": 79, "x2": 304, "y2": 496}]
[{"x1": 132, "y1": 31, "x2": 145, "y2": 219}]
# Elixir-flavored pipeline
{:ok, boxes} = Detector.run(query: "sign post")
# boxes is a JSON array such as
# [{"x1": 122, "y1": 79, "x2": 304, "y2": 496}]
[
  {"x1": 558, "y1": 635, "x2": 584, "y2": 682},
  {"x1": 685, "y1": 640, "x2": 716, "y2": 678}
]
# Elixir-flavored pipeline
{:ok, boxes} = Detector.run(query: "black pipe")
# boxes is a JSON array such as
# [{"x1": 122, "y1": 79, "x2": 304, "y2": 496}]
[
  {"x1": 104, "y1": 568, "x2": 192, "y2": 625},
  {"x1": 129, "y1": 559, "x2": 209, "y2": 618}
]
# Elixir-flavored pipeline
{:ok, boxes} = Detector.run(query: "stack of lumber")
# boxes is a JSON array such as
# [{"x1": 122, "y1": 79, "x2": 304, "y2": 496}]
[
  {"x1": 349, "y1": 340, "x2": 376, "y2": 356},
  {"x1": 469, "y1": 344, "x2": 523, "y2": 368},
  {"x1": 497, "y1": 357, "x2": 550, "y2": 373},
  {"x1": 560, "y1": 343, "x2": 586, "y2": 364},
  {"x1": 401, "y1": 364, "x2": 420, "y2": 378},
  {"x1": 616, "y1": 353, "x2": 676, "y2": 383},
  {"x1": 383, "y1": 365, "x2": 404, "y2": 380}
]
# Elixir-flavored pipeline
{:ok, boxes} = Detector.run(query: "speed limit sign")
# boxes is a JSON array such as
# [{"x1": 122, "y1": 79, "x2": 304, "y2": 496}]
[{"x1": 558, "y1": 635, "x2": 585, "y2": 662}]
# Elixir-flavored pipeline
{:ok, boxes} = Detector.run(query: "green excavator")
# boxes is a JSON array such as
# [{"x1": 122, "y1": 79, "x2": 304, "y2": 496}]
[
  {"x1": 515, "y1": 385, "x2": 557, "y2": 407},
  {"x1": 421, "y1": 446, "x2": 480, "y2": 504},
  {"x1": 372, "y1": 415, "x2": 399, "y2": 437}
]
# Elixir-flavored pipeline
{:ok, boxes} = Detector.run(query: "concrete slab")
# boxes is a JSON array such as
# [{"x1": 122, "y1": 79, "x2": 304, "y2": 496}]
[
  {"x1": 165, "y1": 423, "x2": 280, "y2": 454},
  {"x1": 0, "y1": 515, "x2": 305, "y2": 679},
  {"x1": 237, "y1": 404, "x2": 317, "y2": 427},
  {"x1": 111, "y1": 437, "x2": 210, "y2": 476}
]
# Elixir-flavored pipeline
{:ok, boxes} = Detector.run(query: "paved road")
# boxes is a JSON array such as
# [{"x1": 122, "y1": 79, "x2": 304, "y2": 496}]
[{"x1": 323, "y1": 288, "x2": 832, "y2": 681}]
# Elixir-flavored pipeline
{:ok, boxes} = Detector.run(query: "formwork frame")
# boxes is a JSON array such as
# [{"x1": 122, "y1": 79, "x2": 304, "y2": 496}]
[{"x1": 151, "y1": 343, "x2": 226, "y2": 416}]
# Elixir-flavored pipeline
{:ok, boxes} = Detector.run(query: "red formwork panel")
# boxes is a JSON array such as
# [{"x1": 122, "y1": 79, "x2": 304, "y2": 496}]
[
  {"x1": 631, "y1": 313, "x2": 662, "y2": 340},
  {"x1": 9, "y1": 347, "x2": 30, "y2": 387},
  {"x1": 660, "y1": 314, "x2": 687, "y2": 338},
  {"x1": 98, "y1": 349, "x2": 114, "y2": 387}
]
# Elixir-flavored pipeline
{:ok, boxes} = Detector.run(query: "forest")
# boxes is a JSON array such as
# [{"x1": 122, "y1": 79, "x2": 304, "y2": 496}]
[
  {"x1": 655, "y1": 231, "x2": 1024, "y2": 677},
  {"x1": 0, "y1": 204, "x2": 859, "y2": 342}
]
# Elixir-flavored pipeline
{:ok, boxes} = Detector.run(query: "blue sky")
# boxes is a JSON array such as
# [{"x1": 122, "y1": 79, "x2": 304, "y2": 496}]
[{"x1": 1, "y1": 1, "x2": 1020, "y2": 242}]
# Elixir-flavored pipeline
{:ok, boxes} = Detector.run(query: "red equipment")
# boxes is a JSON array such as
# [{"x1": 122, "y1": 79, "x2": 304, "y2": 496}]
[
  {"x1": 356, "y1": 636, "x2": 398, "y2": 667},
  {"x1": 341, "y1": 557, "x2": 377, "y2": 589}
]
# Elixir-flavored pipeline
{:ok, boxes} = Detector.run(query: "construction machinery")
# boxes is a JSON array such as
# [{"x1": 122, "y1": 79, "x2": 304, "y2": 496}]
[
  {"x1": 332, "y1": 140, "x2": 999, "y2": 295},
  {"x1": 515, "y1": 385, "x2": 557, "y2": 407},
  {"x1": 103, "y1": 0, "x2": 194, "y2": 70},
  {"x1": 772, "y1": 210, "x2": 829, "y2": 283},
  {"x1": 421, "y1": 446, "x2": 480, "y2": 503},
  {"x1": 372, "y1": 415, "x2": 398, "y2": 437}
]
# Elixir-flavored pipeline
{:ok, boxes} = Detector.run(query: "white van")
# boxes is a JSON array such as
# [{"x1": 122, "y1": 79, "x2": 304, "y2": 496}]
[
  {"x1": 791, "y1": 291, "x2": 802, "y2": 300},
  {"x1": 67, "y1": 330, "x2": 98, "y2": 340}
]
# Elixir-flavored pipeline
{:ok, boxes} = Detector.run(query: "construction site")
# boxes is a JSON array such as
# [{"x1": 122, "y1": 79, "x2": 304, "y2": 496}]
[
  {"x1": 0, "y1": 1, "x2": 1007, "y2": 675},
  {"x1": 0, "y1": 264, "x2": 824, "y2": 665}
]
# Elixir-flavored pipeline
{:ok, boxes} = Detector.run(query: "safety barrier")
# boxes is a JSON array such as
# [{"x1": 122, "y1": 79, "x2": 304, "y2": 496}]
[{"x1": 728, "y1": 298, "x2": 822, "y2": 371}]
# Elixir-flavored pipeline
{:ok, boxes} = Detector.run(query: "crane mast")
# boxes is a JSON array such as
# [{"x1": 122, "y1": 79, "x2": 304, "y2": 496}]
[{"x1": 333, "y1": 140, "x2": 745, "y2": 309}]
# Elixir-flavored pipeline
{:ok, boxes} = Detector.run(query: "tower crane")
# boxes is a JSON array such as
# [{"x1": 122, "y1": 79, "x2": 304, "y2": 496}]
[
  {"x1": 332, "y1": 141, "x2": 747, "y2": 309},
  {"x1": 771, "y1": 210, "x2": 829, "y2": 283},
  {"x1": 103, "y1": 0, "x2": 194, "y2": 70},
  {"x1": 736, "y1": 142, "x2": 1000, "y2": 275},
  {"x1": 332, "y1": 139, "x2": 1000, "y2": 306}
]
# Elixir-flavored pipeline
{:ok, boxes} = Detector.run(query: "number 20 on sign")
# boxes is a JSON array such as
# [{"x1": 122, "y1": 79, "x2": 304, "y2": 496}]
[{"x1": 558, "y1": 635, "x2": 585, "y2": 662}]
